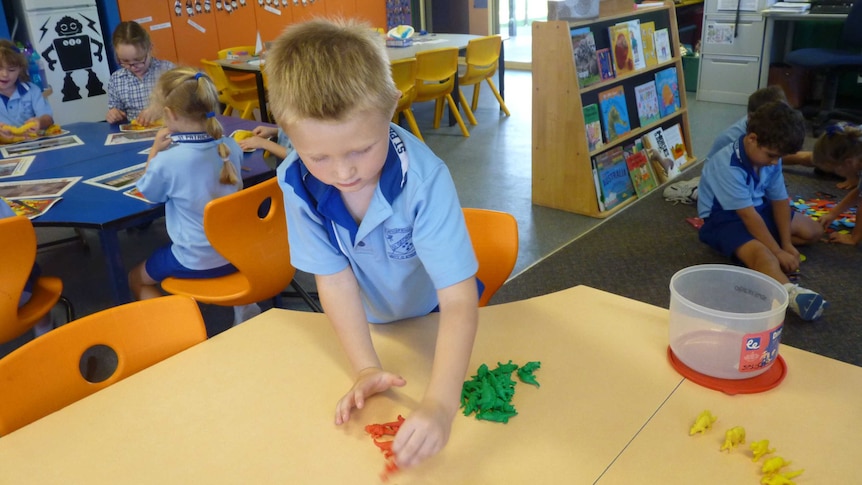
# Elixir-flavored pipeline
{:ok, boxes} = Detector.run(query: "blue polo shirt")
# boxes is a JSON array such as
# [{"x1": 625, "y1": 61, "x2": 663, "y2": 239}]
[
  {"x1": 277, "y1": 123, "x2": 477, "y2": 324},
  {"x1": 0, "y1": 82, "x2": 52, "y2": 126},
  {"x1": 707, "y1": 116, "x2": 746, "y2": 162},
  {"x1": 698, "y1": 136, "x2": 788, "y2": 220}
]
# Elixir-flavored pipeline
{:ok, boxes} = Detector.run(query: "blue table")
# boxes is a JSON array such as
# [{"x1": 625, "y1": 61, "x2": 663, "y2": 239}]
[{"x1": 13, "y1": 117, "x2": 276, "y2": 305}]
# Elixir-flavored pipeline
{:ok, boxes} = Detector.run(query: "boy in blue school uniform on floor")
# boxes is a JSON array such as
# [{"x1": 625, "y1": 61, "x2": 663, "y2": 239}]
[
  {"x1": 267, "y1": 18, "x2": 479, "y2": 469},
  {"x1": 0, "y1": 40, "x2": 53, "y2": 139},
  {"x1": 698, "y1": 101, "x2": 827, "y2": 321}
]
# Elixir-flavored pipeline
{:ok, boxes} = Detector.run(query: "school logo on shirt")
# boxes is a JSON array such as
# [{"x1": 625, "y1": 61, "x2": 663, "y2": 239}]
[{"x1": 385, "y1": 227, "x2": 415, "y2": 260}]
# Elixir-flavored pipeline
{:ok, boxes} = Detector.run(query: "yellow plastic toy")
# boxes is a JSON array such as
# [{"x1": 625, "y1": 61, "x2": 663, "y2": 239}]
[
  {"x1": 761, "y1": 469, "x2": 804, "y2": 485},
  {"x1": 689, "y1": 410, "x2": 717, "y2": 435},
  {"x1": 762, "y1": 456, "x2": 793, "y2": 474},
  {"x1": 231, "y1": 129, "x2": 254, "y2": 142},
  {"x1": 750, "y1": 439, "x2": 776, "y2": 462},
  {"x1": 720, "y1": 426, "x2": 746, "y2": 452},
  {"x1": 0, "y1": 121, "x2": 39, "y2": 143}
]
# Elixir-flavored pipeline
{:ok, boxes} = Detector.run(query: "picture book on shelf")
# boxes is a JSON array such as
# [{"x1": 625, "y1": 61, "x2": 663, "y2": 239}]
[
  {"x1": 596, "y1": 48, "x2": 615, "y2": 80},
  {"x1": 617, "y1": 20, "x2": 646, "y2": 71},
  {"x1": 594, "y1": 146, "x2": 636, "y2": 210},
  {"x1": 583, "y1": 103, "x2": 604, "y2": 152},
  {"x1": 591, "y1": 158, "x2": 605, "y2": 212},
  {"x1": 625, "y1": 150, "x2": 658, "y2": 197},
  {"x1": 642, "y1": 127, "x2": 679, "y2": 182},
  {"x1": 654, "y1": 28, "x2": 672, "y2": 63},
  {"x1": 640, "y1": 21, "x2": 658, "y2": 67},
  {"x1": 634, "y1": 80, "x2": 661, "y2": 127},
  {"x1": 608, "y1": 24, "x2": 634, "y2": 75},
  {"x1": 598, "y1": 85, "x2": 631, "y2": 142},
  {"x1": 662, "y1": 123, "x2": 689, "y2": 169},
  {"x1": 571, "y1": 27, "x2": 600, "y2": 89},
  {"x1": 655, "y1": 67, "x2": 681, "y2": 117}
]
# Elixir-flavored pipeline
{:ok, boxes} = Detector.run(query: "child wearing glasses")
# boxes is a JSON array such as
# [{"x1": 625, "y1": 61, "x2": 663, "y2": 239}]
[
  {"x1": 0, "y1": 39, "x2": 53, "y2": 139},
  {"x1": 105, "y1": 21, "x2": 174, "y2": 125},
  {"x1": 268, "y1": 18, "x2": 479, "y2": 469},
  {"x1": 128, "y1": 67, "x2": 252, "y2": 321}
]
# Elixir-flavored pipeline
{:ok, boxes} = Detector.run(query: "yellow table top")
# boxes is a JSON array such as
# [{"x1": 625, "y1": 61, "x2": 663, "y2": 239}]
[{"x1": 0, "y1": 286, "x2": 859, "y2": 484}]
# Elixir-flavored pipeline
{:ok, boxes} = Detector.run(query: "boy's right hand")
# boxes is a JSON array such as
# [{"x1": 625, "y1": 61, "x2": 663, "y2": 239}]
[
  {"x1": 775, "y1": 248, "x2": 800, "y2": 274},
  {"x1": 334, "y1": 367, "x2": 406, "y2": 426}
]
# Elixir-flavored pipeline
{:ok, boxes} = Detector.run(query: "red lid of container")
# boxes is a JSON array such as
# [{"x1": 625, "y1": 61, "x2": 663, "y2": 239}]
[{"x1": 667, "y1": 347, "x2": 787, "y2": 395}]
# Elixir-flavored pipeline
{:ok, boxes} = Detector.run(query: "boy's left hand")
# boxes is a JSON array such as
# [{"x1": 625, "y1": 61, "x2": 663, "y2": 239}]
[
  {"x1": 334, "y1": 367, "x2": 406, "y2": 425},
  {"x1": 393, "y1": 399, "x2": 454, "y2": 469},
  {"x1": 776, "y1": 246, "x2": 800, "y2": 274}
]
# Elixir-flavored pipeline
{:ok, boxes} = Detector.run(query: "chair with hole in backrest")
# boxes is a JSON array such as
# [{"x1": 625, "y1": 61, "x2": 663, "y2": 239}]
[
  {"x1": 413, "y1": 47, "x2": 470, "y2": 138},
  {"x1": 161, "y1": 177, "x2": 321, "y2": 312},
  {"x1": 200, "y1": 59, "x2": 260, "y2": 120},
  {"x1": 0, "y1": 295, "x2": 206, "y2": 436},
  {"x1": 0, "y1": 215, "x2": 74, "y2": 345},
  {"x1": 390, "y1": 58, "x2": 424, "y2": 142},
  {"x1": 216, "y1": 46, "x2": 259, "y2": 91},
  {"x1": 462, "y1": 208, "x2": 519, "y2": 307},
  {"x1": 458, "y1": 35, "x2": 510, "y2": 125}
]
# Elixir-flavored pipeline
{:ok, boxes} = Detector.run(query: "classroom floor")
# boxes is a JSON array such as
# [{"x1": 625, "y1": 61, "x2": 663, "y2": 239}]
[{"x1": 3, "y1": 69, "x2": 746, "y2": 354}]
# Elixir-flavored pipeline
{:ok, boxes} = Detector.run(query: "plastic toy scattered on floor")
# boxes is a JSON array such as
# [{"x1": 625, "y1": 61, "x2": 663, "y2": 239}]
[
  {"x1": 689, "y1": 410, "x2": 717, "y2": 435},
  {"x1": 761, "y1": 456, "x2": 793, "y2": 475},
  {"x1": 720, "y1": 426, "x2": 746, "y2": 452},
  {"x1": 460, "y1": 360, "x2": 542, "y2": 423},
  {"x1": 365, "y1": 415, "x2": 405, "y2": 482},
  {"x1": 761, "y1": 469, "x2": 805, "y2": 485},
  {"x1": 750, "y1": 439, "x2": 776, "y2": 462},
  {"x1": 791, "y1": 196, "x2": 856, "y2": 233}
]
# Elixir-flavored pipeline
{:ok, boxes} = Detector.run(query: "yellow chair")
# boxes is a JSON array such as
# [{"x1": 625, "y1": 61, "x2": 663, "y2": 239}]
[
  {"x1": 200, "y1": 59, "x2": 260, "y2": 120},
  {"x1": 458, "y1": 35, "x2": 510, "y2": 124},
  {"x1": 0, "y1": 295, "x2": 206, "y2": 436},
  {"x1": 413, "y1": 47, "x2": 470, "y2": 138},
  {"x1": 161, "y1": 178, "x2": 320, "y2": 312},
  {"x1": 216, "y1": 46, "x2": 259, "y2": 91},
  {"x1": 0, "y1": 215, "x2": 73, "y2": 344},
  {"x1": 462, "y1": 208, "x2": 519, "y2": 307},
  {"x1": 390, "y1": 58, "x2": 424, "y2": 142}
]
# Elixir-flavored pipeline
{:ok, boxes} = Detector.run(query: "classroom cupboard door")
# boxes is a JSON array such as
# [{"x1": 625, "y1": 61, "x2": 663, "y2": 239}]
[
  {"x1": 116, "y1": 0, "x2": 178, "y2": 64},
  {"x1": 169, "y1": 5, "x2": 219, "y2": 68},
  {"x1": 213, "y1": 1, "x2": 259, "y2": 53},
  {"x1": 253, "y1": 1, "x2": 294, "y2": 43}
]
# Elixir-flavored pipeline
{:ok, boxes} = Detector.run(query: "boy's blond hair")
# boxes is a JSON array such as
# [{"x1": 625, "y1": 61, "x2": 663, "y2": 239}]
[
  {"x1": 0, "y1": 40, "x2": 29, "y2": 83},
  {"x1": 265, "y1": 18, "x2": 399, "y2": 125}
]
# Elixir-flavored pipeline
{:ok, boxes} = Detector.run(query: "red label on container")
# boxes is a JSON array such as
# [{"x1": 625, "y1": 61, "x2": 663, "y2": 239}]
[{"x1": 738, "y1": 324, "x2": 783, "y2": 373}]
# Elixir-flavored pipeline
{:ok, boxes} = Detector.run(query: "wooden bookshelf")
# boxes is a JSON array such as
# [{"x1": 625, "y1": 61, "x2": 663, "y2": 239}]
[{"x1": 532, "y1": 0, "x2": 697, "y2": 218}]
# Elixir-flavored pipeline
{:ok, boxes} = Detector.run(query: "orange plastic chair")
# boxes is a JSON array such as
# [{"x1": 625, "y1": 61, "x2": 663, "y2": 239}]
[
  {"x1": 200, "y1": 59, "x2": 260, "y2": 120},
  {"x1": 216, "y1": 46, "x2": 259, "y2": 90},
  {"x1": 413, "y1": 47, "x2": 470, "y2": 138},
  {"x1": 0, "y1": 215, "x2": 73, "y2": 344},
  {"x1": 390, "y1": 58, "x2": 424, "y2": 142},
  {"x1": 161, "y1": 177, "x2": 320, "y2": 312},
  {"x1": 0, "y1": 295, "x2": 206, "y2": 436},
  {"x1": 458, "y1": 35, "x2": 510, "y2": 125},
  {"x1": 462, "y1": 208, "x2": 519, "y2": 307}
]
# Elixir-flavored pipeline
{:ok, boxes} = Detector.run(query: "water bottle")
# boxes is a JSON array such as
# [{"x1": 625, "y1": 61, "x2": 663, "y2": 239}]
[{"x1": 27, "y1": 50, "x2": 45, "y2": 91}]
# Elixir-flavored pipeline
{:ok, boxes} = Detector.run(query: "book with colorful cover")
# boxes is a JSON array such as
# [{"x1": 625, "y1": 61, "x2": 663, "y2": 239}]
[
  {"x1": 655, "y1": 67, "x2": 681, "y2": 118},
  {"x1": 633, "y1": 80, "x2": 661, "y2": 127},
  {"x1": 654, "y1": 28, "x2": 672, "y2": 63},
  {"x1": 640, "y1": 21, "x2": 658, "y2": 67},
  {"x1": 617, "y1": 20, "x2": 646, "y2": 71},
  {"x1": 5, "y1": 197, "x2": 62, "y2": 219},
  {"x1": 662, "y1": 123, "x2": 689, "y2": 170},
  {"x1": 583, "y1": 103, "x2": 604, "y2": 152},
  {"x1": 596, "y1": 48, "x2": 615, "y2": 80},
  {"x1": 571, "y1": 27, "x2": 600, "y2": 88},
  {"x1": 641, "y1": 127, "x2": 678, "y2": 182},
  {"x1": 598, "y1": 85, "x2": 631, "y2": 142},
  {"x1": 594, "y1": 146, "x2": 636, "y2": 210},
  {"x1": 625, "y1": 150, "x2": 658, "y2": 197},
  {"x1": 608, "y1": 24, "x2": 634, "y2": 75},
  {"x1": 591, "y1": 157, "x2": 605, "y2": 212}
]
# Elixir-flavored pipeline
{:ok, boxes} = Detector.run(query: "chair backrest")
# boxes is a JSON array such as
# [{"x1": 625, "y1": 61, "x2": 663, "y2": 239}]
[
  {"x1": 200, "y1": 59, "x2": 230, "y2": 93},
  {"x1": 203, "y1": 177, "x2": 298, "y2": 302},
  {"x1": 462, "y1": 208, "x2": 519, "y2": 307},
  {"x1": 0, "y1": 295, "x2": 207, "y2": 436},
  {"x1": 843, "y1": 0, "x2": 862, "y2": 47},
  {"x1": 0, "y1": 216, "x2": 38, "y2": 338},
  {"x1": 414, "y1": 47, "x2": 459, "y2": 101},
  {"x1": 461, "y1": 35, "x2": 503, "y2": 84},
  {"x1": 391, "y1": 58, "x2": 418, "y2": 110}
]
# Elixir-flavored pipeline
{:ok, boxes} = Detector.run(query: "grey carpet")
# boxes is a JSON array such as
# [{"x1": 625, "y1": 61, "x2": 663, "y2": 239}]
[{"x1": 495, "y1": 163, "x2": 862, "y2": 367}]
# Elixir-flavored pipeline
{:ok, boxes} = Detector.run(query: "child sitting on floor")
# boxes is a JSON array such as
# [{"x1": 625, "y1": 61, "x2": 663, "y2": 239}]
[
  {"x1": 698, "y1": 101, "x2": 827, "y2": 321},
  {"x1": 812, "y1": 122, "x2": 862, "y2": 246}
]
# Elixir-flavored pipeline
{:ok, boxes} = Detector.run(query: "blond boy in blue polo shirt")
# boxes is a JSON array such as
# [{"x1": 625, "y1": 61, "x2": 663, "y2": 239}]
[{"x1": 268, "y1": 19, "x2": 479, "y2": 469}]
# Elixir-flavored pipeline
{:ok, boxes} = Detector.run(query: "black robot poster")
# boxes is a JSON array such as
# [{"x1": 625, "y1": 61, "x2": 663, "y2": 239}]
[{"x1": 38, "y1": 14, "x2": 107, "y2": 102}]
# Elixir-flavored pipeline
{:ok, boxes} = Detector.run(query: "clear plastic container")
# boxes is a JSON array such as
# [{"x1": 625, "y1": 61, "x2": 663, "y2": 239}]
[{"x1": 669, "y1": 265, "x2": 788, "y2": 380}]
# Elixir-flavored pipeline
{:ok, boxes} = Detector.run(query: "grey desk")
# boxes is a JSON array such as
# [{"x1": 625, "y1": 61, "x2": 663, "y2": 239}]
[{"x1": 758, "y1": 10, "x2": 847, "y2": 89}]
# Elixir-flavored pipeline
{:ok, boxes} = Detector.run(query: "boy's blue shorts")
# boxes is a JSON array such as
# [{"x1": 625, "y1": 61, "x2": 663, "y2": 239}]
[
  {"x1": 699, "y1": 203, "x2": 796, "y2": 258},
  {"x1": 145, "y1": 244, "x2": 237, "y2": 282}
]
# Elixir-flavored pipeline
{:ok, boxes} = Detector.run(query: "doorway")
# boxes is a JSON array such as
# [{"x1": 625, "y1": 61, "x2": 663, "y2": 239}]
[{"x1": 497, "y1": 0, "x2": 547, "y2": 67}]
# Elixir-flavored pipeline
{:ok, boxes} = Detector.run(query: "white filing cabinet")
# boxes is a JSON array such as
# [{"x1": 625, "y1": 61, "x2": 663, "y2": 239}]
[{"x1": 697, "y1": 0, "x2": 771, "y2": 105}]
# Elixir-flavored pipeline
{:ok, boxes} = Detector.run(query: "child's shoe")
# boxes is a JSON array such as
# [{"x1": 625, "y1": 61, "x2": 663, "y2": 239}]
[
  {"x1": 232, "y1": 303, "x2": 262, "y2": 327},
  {"x1": 784, "y1": 284, "x2": 827, "y2": 321}
]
